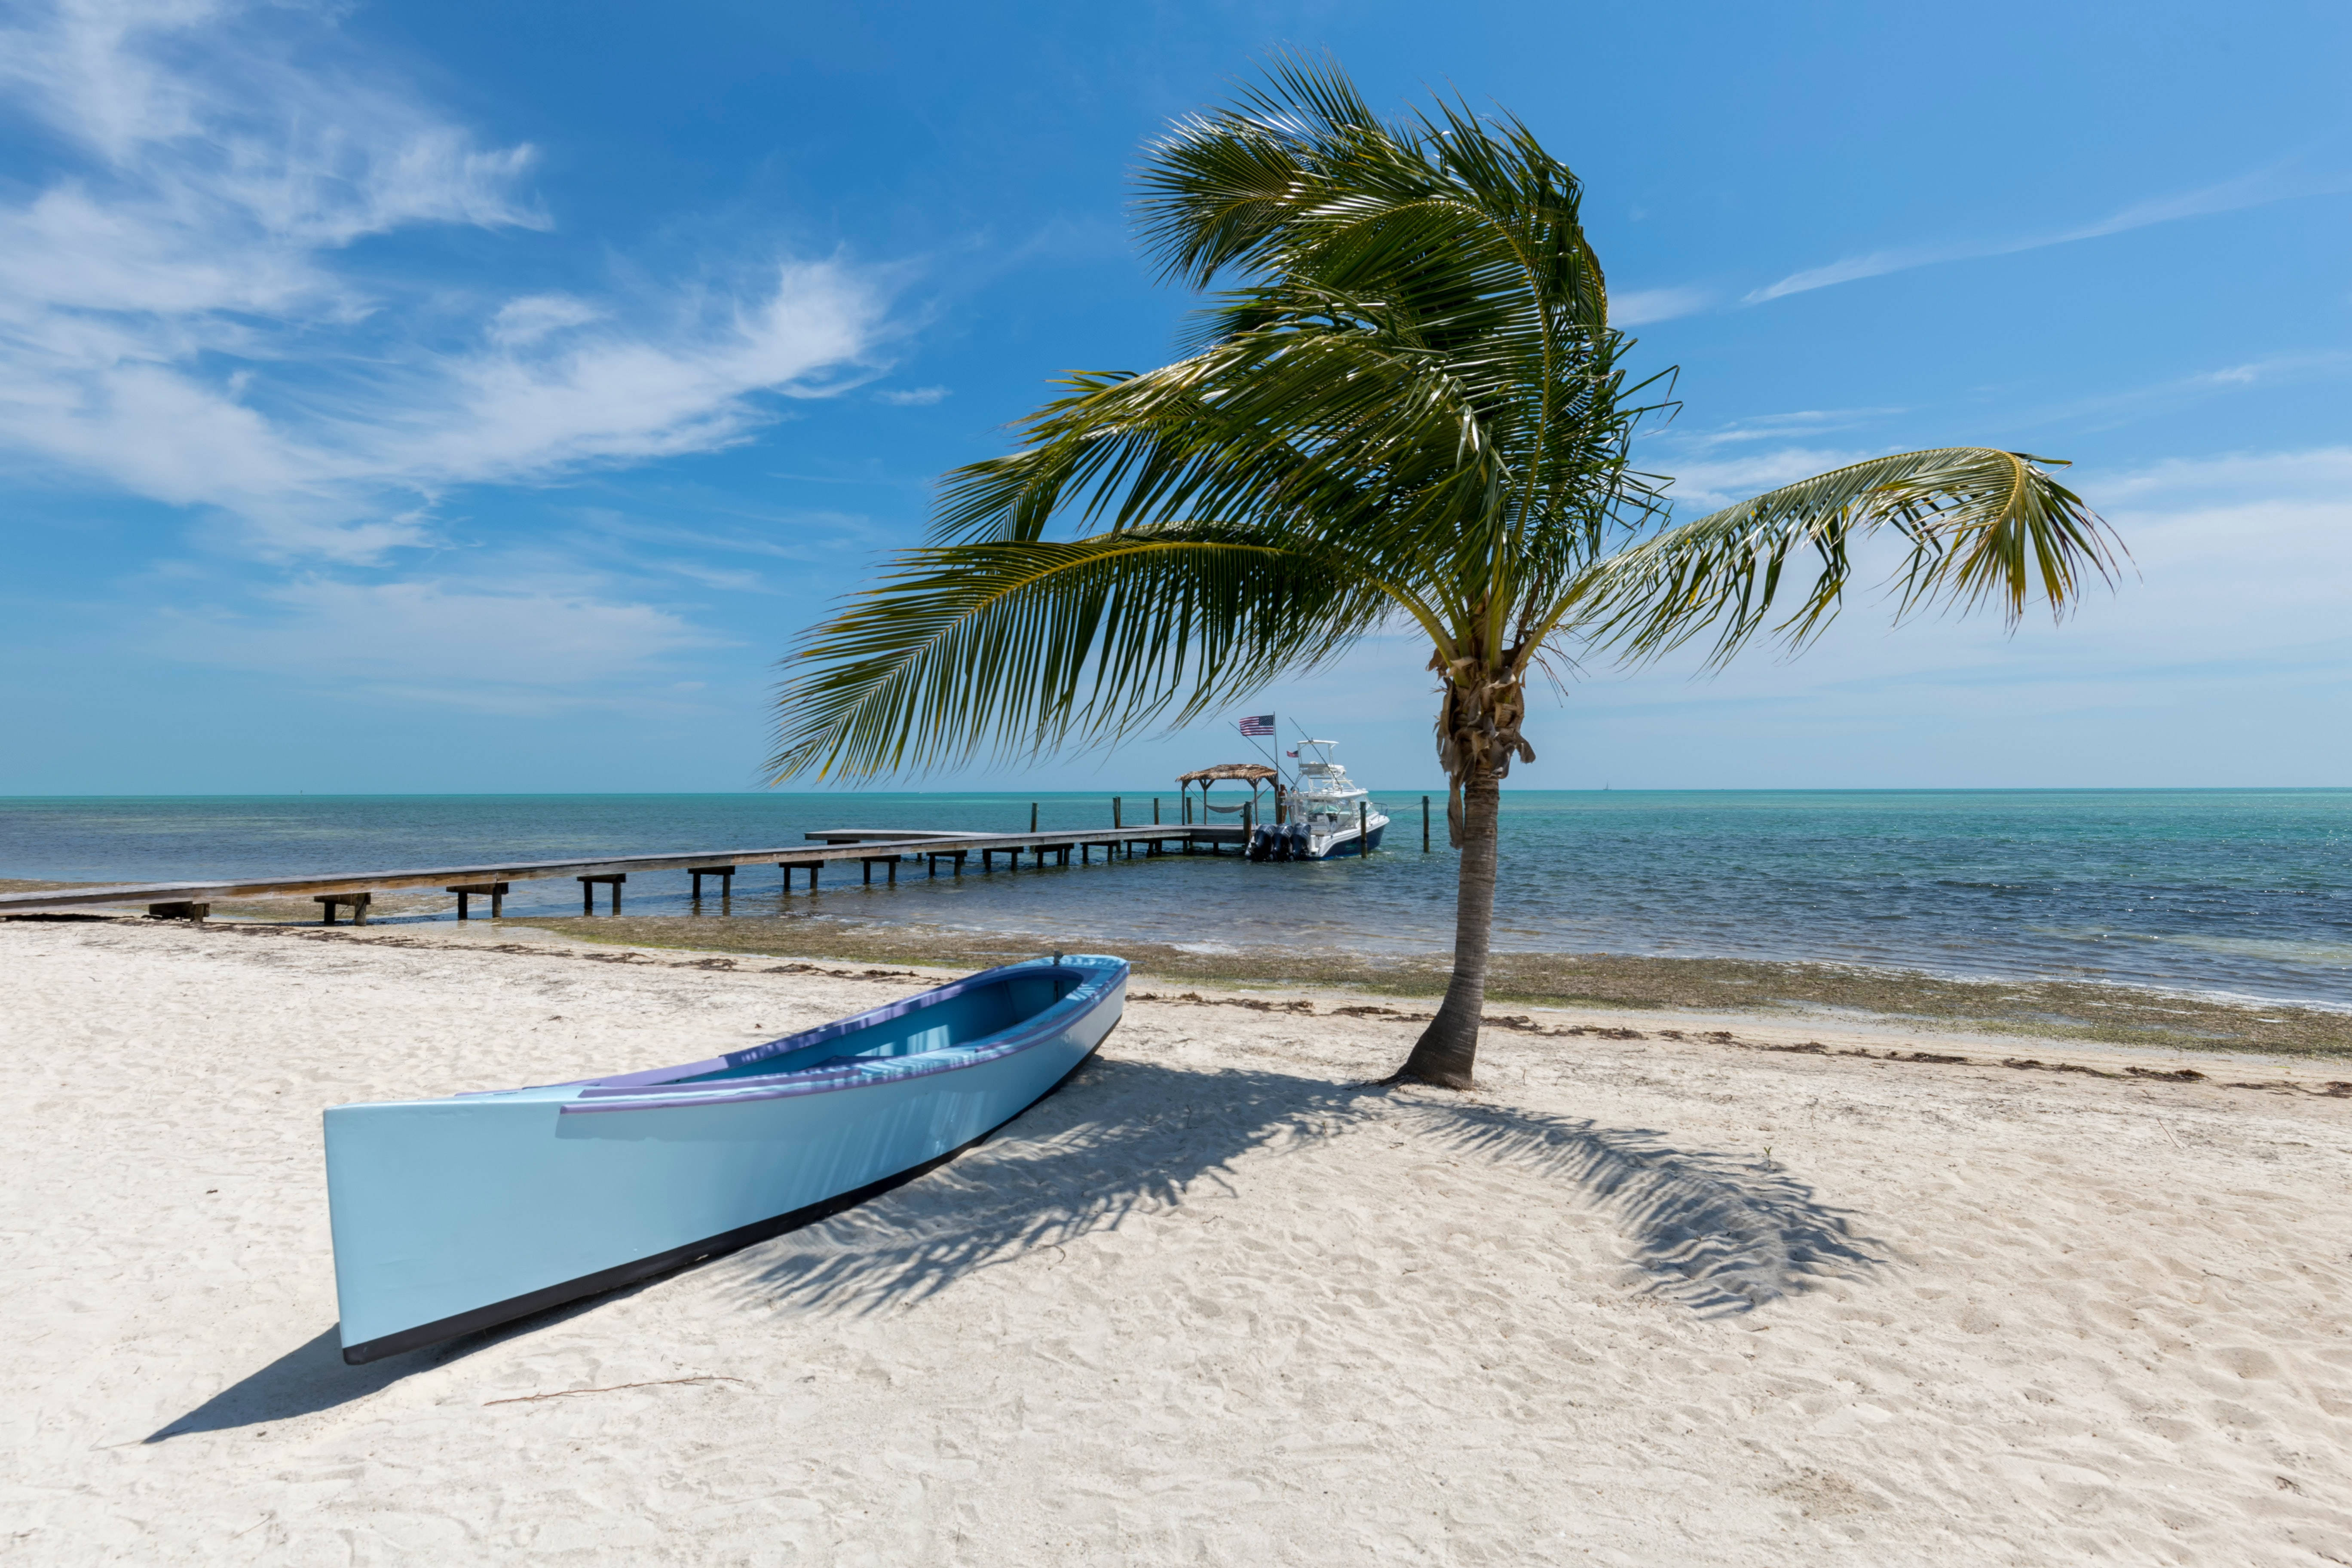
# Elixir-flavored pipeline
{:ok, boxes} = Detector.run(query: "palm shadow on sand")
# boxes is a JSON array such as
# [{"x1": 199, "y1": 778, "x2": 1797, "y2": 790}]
[
  {"x1": 726, "y1": 1054, "x2": 1886, "y2": 1320},
  {"x1": 150, "y1": 1051, "x2": 1884, "y2": 1439}
]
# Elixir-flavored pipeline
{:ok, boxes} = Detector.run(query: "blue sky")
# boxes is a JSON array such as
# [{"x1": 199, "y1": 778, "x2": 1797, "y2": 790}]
[{"x1": 2, "y1": 0, "x2": 2347, "y2": 794}]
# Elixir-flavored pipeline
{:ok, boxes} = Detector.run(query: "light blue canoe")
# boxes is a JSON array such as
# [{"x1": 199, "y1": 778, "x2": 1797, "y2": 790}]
[{"x1": 325, "y1": 954, "x2": 1126, "y2": 1363}]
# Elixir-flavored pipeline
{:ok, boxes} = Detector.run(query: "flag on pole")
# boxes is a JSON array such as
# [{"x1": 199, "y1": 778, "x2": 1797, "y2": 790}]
[{"x1": 1238, "y1": 714, "x2": 1274, "y2": 737}]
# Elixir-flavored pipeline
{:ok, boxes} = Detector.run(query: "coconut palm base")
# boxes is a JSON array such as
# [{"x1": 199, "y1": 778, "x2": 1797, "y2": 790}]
[{"x1": 1390, "y1": 776, "x2": 1501, "y2": 1089}]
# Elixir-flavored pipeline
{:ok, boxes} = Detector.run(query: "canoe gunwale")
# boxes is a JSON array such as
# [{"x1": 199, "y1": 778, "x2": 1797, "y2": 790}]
[{"x1": 555, "y1": 956, "x2": 1119, "y2": 1115}]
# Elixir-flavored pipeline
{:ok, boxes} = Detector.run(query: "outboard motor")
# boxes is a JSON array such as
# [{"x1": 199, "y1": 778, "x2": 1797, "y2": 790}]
[
  {"x1": 1246, "y1": 824, "x2": 1271, "y2": 861},
  {"x1": 1285, "y1": 822, "x2": 1308, "y2": 860}
]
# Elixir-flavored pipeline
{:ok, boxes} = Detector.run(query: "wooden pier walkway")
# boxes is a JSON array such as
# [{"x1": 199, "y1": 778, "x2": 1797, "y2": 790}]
[{"x1": 0, "y1": 825, "x2": 1252, "y2": 922}]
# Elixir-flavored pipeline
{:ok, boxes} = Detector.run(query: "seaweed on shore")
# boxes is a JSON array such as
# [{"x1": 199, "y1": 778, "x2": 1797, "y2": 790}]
[{"x1": 524, "y1": 915, "x2": 2352, "y2": 1058}]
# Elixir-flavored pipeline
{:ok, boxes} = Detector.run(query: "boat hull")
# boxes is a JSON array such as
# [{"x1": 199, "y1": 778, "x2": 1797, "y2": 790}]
[
  {"x1": 325, "y1": 956, "x2": 1125, "y2": 1363},
  {"x1": 1308, "y1": 819, "x2": 1387, "y2": 859},
  {"x1": 1245, "y1": 815, "x2": 1390, "y2": 861}
]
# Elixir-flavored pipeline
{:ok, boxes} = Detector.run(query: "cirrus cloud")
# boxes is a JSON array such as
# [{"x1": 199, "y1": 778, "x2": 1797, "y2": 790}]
[{"x1": 0, "y1": 0, "x2": 894, "y2": 563}]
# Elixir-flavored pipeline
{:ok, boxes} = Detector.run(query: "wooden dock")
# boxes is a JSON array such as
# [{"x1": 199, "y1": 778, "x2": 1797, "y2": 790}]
[{"x1": 0, "y1": 825, "x2": 1252, "y2": 922}]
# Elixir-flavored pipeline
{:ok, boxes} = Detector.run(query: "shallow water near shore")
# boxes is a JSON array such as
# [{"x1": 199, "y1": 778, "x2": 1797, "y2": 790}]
[{"x1": 4, "y1": 788, "x2": 2348, "y2": 1008}]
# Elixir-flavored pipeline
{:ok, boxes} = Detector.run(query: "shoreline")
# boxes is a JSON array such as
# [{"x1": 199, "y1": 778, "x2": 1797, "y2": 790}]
[
  {"x1": 528, "y1": 914, "x2": 2352, "y2": 1057},
  {"x1": 14, "y1": 877, "x2": 2346, "y2": 1055}
]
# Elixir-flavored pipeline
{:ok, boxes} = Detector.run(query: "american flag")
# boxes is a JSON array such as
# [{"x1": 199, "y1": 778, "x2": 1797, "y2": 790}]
[{"x1": 1237, "y1": 714, "x2": 1275, "y2": 737}]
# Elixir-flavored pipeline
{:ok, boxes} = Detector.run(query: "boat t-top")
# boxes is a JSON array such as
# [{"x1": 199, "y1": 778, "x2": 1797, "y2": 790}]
[{"x1": 1250, "y1": 738, "x2": 1389, "y2": 861}]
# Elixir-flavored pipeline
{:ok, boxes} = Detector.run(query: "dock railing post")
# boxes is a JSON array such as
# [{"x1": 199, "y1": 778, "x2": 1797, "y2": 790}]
[
  {"x1": 1030, "y1": 802, "x2": 1038, "y2": 833},
  {"x1": 1152, "y1": 796, "x2": 1160, "y2": 826},
  {"x1": 1113, "y1": 796, "x2": 1122, "y2": 829},
  {"x1": 1423, "y1": 795, "x2": 1431, "y2": 852}
]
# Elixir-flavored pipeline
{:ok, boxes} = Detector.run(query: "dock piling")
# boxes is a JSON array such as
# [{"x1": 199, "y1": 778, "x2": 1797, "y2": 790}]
[
  {"x1": 1360, "y1": 801, "x2": 1370, "y2": 856},
  {"x1": 687, "y1": 865, "x2": 735, "y2": 904},
  {"x1": 317, "y1": 891, "x2": 373, "y2": 926},
  {"x1": 447, "y1": 881, "x2": 509, "y2": 920},
  {"x1": 1029, "y1": 802, "x2": 1038, "y2": 833},
  {"x1": 147, "y1": 900, "x2": 208, "y2": 924},
  {"x1": 1423, "y1": 795, "x2": 1431, "y2": 852},
  {"x1": 576, "y1": 875, "x2": 623, "y2": 915},
  {"x1": 1112, "y1": 796, "x2": 1122, "y2": 829}
]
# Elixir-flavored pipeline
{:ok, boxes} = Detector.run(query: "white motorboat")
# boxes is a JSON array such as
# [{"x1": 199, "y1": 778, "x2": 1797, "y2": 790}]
[{"x1": 1247, "y1": 739, "x2": 1390, "y2": 861}]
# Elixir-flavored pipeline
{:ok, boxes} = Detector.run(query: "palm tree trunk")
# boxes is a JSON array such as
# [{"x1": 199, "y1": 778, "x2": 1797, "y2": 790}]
[{"x1": 1396, "y1": 773, "x2": 1498, "y2": 1088}]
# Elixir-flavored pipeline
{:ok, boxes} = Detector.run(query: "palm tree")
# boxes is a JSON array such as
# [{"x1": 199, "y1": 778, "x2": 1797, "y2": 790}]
[{"x1": 769, "y1": 58, "x2": 2119, "y2": 1090}]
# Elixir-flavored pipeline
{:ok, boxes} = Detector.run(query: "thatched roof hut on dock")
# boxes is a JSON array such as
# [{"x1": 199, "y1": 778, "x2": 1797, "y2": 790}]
[{"x1": 1176, "y1": 762, "x2": 1280, "y2": 826}]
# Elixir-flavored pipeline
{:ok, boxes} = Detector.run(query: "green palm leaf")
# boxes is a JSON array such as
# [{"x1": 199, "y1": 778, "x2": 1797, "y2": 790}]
[
  {"x1": 1583, "y1": 448, "x2": 2119, "y2": 665},
  {"x1": 769, "y1": 529, "x2": 1384, "y2": 781}
]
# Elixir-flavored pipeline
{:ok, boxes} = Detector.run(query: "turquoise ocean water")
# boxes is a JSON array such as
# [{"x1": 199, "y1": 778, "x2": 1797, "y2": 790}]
[{"x1": 3, "y1": 790, "x2": 2347, "y2": 1009}]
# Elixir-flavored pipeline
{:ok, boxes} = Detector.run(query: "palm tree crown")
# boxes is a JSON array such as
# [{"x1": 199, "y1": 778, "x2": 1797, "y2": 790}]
[{"x1": 772, "y1": 58, "x2": 2119, "y2": 1088}]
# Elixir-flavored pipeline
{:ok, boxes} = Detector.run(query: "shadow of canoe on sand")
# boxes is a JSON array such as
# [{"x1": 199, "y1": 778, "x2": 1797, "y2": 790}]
[{"x1": 149, "y1": 1053, "x2": 1884, "y2": 1439}]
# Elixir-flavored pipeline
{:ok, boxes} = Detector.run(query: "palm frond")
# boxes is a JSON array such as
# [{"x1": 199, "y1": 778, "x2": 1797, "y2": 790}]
[
  {"x1": 1582, "y1": 448, "x2": 2121, "y2": 666},
  {"x1": 930, "y1": 320, "x2": 1512, "y2": 576},
  {"x1": 767, "y1": 529, "x2": 1386, "y2": 781}
]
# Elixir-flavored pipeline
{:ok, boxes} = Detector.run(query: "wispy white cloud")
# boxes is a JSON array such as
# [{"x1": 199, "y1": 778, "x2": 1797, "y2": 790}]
[
  {"x1": 1649, "y1": 407, "x2": 1902, "y2": 451},
  {"x1": 2079, "y1": 444, "x2": 2352, "y2": 507},
  {"x1": 876, "y1": 384, "x2": 951, "y2": 406},
  {"x1": 2027, "y1": 350, "x2": 2352, "y2": 432},
  {"x1": 1647, "y1": 445, "x2": 1870, "y2": 513},
  {"x1": 1746, "y1": 164, "x2": 2352, "y2": 304},
  {"x1": 574, "y1": 508, "x2": 879, "y2": 562},
  {"x1": 1609, "y1": 286, "x2": 1713, "y2": 327},
  {"x1": 162, "y1": 575, "x2": 726, "y2": 710},
  {"x1": 0, "y1": 0, "x2": 891, "y2": 562}
]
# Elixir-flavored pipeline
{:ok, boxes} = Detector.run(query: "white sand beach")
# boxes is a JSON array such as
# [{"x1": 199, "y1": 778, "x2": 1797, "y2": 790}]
[{"x1": 4, "y1": 916, "x2": 2350, "y2": 1565}]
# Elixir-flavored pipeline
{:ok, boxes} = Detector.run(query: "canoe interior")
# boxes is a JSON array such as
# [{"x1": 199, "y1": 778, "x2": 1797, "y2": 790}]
[{"x1": 672, "y1": 968, "x2": 1085, "y2": 1084}]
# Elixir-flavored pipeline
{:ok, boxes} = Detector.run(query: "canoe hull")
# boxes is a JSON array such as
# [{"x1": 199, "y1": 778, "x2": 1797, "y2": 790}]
[{"x1": 326, "y1": 957, "x2": 1125, "y2": 1363}]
